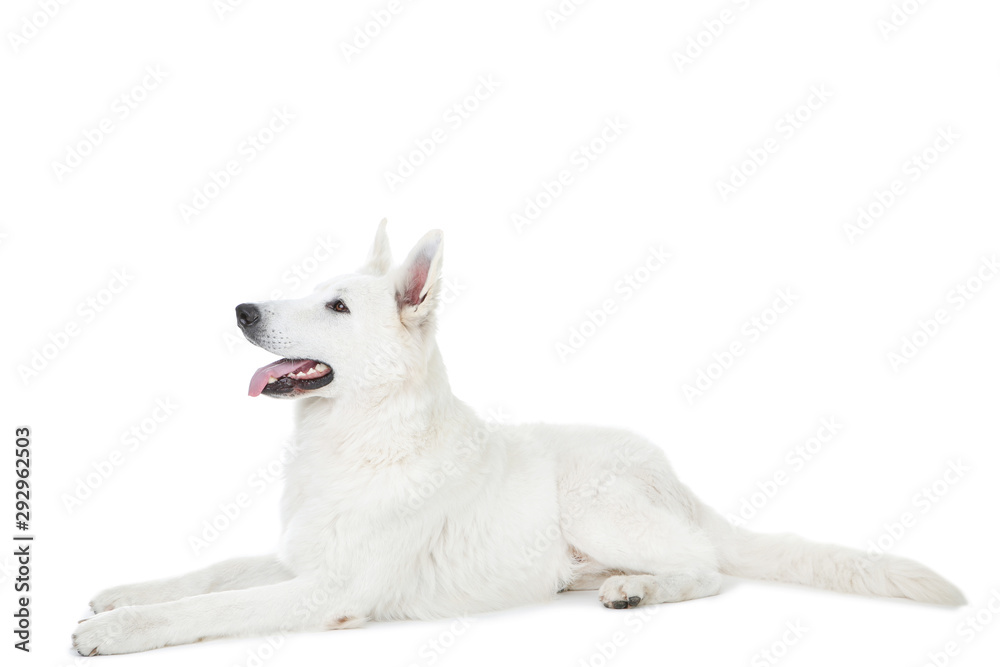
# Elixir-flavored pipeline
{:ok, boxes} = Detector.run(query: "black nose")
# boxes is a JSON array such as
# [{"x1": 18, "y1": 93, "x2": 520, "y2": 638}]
[{"x1": 236, "y1": 303, "x2": 261, "y2": 330}]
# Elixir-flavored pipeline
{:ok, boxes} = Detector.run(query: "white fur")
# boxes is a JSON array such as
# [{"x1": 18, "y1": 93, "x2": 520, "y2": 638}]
[{"x1": 74, "y1": 222, "x2": 966, "y2": 655}]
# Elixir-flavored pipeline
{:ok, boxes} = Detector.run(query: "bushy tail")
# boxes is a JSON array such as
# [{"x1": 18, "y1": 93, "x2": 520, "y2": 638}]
[{"x1": 700, "y1": 505, "x2": 966, "y2": 606}]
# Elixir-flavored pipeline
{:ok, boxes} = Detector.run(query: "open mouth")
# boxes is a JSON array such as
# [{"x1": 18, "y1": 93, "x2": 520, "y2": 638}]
[{"x1": 248, "y1": 358, "x2": 334, "y2": 397}]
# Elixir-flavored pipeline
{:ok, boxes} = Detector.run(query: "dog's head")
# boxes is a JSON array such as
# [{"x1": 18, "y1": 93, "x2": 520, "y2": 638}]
[{"x1": 236, "y1": 220, "x2": 444, "y2": 400}]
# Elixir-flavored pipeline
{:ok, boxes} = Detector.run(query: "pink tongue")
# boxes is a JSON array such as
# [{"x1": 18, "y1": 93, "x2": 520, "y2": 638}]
[{"x1": 248, "y1": 359, "x2": 312, "y2": 397}]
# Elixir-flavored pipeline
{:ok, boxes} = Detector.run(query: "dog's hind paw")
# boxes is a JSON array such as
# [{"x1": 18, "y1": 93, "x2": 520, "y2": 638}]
[{"x1": 599, "y1": 575, "x2": 647, "y2": 609}]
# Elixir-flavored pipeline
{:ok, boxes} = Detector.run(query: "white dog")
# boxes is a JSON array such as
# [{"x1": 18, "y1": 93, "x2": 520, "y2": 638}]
[{"x1": 73, "y1": 221, "x2": 965, "y2": 655}]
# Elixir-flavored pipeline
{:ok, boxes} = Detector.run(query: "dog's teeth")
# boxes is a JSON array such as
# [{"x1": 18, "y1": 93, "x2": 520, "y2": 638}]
[
  {"x1": 316, "y1": 363, "x2": 329, "y2": 371},
  {"x1": 268, "y1": 377, "x2": 277, "y2": 384},
  {"x1": 307, "y1": 367, "x2": 317, "y2": 374}
]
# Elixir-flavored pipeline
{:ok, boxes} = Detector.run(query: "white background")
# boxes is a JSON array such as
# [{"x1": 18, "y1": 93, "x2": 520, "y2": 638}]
[{"x1": 2, "y1": 0, "x2": 999, "y2": 665}]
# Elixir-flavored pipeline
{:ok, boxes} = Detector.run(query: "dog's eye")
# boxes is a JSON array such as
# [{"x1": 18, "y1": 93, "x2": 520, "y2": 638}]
[{"x1": 326, "y1": 299, "x2": 350, "y2": 314}]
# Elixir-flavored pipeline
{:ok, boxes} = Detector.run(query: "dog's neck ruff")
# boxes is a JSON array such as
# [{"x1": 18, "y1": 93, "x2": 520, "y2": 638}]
[{"x1": 294, "y1": 344, "x2": 467, "y2": 466}]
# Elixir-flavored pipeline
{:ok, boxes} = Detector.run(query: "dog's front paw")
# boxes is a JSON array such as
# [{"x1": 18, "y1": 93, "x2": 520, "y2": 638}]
[
  {"x1": 72, "y1": 606, "x2": 166, "y2": 656},
  {"x1": 89, "y1": 586, "x2": 124, "y2": 614},
  {"x1": 89, "y1": 582, "x2": 169, "y2": 614}
]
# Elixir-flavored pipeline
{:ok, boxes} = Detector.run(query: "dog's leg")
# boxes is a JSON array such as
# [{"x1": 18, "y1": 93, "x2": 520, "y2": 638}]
[
  {"x1": 74, "y1": 576, "x2": 351, "y2": 655},
  {"x1": 564, "y1": 484, "x2": 722, "y2": 608},
  {"x1": 89, "y1": 555, "x2": 292, "y2": 613}
]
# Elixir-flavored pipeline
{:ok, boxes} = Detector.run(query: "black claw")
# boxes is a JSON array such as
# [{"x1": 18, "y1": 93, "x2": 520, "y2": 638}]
[
  {"x1": 627, "y1": 596, "x2": 641, "y2": 608},
  {"x1": 611, "y1": 600, "x2": 628, "y2": 609}
]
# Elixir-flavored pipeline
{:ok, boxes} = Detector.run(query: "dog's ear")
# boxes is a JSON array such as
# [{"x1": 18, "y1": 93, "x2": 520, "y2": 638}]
[
  {"x1": 361, "y1": 218, "x2": 392, "y2": 276},
  {"x1": 394, "y1": 229, "x2": 443, "y2": 326}
]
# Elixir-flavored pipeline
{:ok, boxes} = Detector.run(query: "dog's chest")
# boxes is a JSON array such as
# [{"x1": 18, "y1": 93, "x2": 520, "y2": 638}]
[{"x1": 275, "y1": 441, "x2": 577, "y2": 618}]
